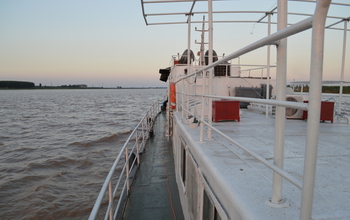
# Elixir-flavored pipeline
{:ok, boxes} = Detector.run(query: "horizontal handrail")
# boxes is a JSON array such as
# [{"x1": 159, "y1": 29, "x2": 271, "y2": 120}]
[
  {"x1": 89, "y1": 99, "x2": 162, "y2": 220},
  {"x1": 200, "y1": 119, "x2": 303, "y2": 189},
  {"x1": 180, "y1": 92, "x2": 309, "y2": 110}
]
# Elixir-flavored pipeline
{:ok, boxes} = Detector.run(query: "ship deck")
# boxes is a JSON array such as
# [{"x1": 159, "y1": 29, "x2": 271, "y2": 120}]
[
  {"x1": 174, "y1": 108, "x2": 350, "y2": 219},
  {"x1": 122, "y1": 113, "x2": 184, "y2": 220}
]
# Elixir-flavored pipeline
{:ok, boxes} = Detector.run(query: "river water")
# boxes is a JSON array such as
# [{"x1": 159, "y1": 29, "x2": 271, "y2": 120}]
[
  {"x1": 0, "y1": 89, "x2": 349, "y2": 220},
  {"x1": 0, "y1": 89, "x2": 165, "y2": 220}
]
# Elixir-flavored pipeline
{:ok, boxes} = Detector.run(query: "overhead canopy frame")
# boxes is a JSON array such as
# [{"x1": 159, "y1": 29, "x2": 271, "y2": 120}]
[{"x1": 141, "y1": 0, "x2": 350, "y2": 30}]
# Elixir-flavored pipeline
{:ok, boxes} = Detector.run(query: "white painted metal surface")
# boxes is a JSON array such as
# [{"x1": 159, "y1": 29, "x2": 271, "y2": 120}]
[
  {"x1": 300, "y1": 1, "x2": 331, "y2": 219},
  {"x1": 339, "y1": 20, "x2": 348, "y2": 114},
  {"x1": 272, "y1": 0, "x2": 288, "y2": 205}
]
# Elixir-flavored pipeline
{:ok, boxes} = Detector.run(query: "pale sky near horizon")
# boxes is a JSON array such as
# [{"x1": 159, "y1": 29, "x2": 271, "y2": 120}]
[{"x1": 0, "y1": 0, "x2": 349, "y2": 87}]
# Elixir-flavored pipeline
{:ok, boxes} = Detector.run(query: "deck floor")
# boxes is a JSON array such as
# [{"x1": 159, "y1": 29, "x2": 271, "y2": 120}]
[
  {"x1": 173, "y1": 108, "x2": 350, "y2": 219},
  {"x1": 122, "y1": 113, "x2": 184, "y2": 220}
]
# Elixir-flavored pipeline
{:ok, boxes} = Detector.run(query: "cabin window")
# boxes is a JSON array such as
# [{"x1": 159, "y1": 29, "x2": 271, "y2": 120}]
[
  {"x1": 181, "y1": 142, "x2": 186, "y2": 184},
  {"x1": 203, "y1": 189, "x2": 221, "y2": 220},
  {"x1": 214, "y1": 65, "x2": 230, "y2": 77}
]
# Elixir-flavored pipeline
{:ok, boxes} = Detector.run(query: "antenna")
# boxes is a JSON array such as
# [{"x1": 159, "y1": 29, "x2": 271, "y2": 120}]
[{"x1": 194, "y1": 16, "x2": 208, "y2": 66}]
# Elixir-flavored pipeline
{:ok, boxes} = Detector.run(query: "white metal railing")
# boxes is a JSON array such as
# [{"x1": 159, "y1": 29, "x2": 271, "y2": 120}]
[
  {"x1": 89, "y1": 99, "x2": 162, "y2": 220},
  {"x1": 199, "y1": 119, "x2": 303, "y2": 189},
  {"x1": 172, "y1": 1, "x2": 335, "y2": 220}
]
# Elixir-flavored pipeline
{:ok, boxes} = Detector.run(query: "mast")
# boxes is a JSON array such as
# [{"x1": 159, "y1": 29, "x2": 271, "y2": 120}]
[{"x1": 200, "y1": 16, "x2": 206, "y2": 66}]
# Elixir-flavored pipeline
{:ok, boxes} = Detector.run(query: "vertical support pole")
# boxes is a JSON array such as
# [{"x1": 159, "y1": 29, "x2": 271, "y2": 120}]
[
  {"x1": 338, "y1": 20, "x2": 348, "y2": 114},
  {"x1": 272, "y1": 0, "x2": 287, "y2": 204},
  {"x1": 186, "y1": 14, "x2": 192, "y2": 119},
  {"x1": 300, "y1": 1, "x2": 331, "y2": 219},
  {"x1": 125, "y1": 147, "x2": 130, "y2": 193},
  {"x1": 142, "y1": 120, "x2": 145, "y2": 148},
  {"x1": 266, "y1": 13, "x2": 271, "y2": 118},
  {"x1": 108, "y1": 181, "x2": 113, "y2": 220},
  {"x1": 136, "y1": 130, "x2": 140, "y2": 165},
  {"x1": 207, "y1": 0, "x2": 213, "y2": 139},
  {"x1": 146, "y1": 113, "x2": 149, "y2": 137},
  {"x1": 200, "y1": 71, "x2": 206, "y2": 142},
  {"x1": 177, "y1": 81, "x2": 180, "y2": 112}
]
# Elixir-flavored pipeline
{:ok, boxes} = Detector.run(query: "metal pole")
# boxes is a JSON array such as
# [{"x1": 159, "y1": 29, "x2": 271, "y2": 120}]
[
  {"x1": 200, "y1": 16, "x2": 205, "y2": 65},
  {"x1": 266, "y1": 13, "x2": 272, "y2": 118},
  {"x1": 338, "y1": 20, "x2": 348, "y2": 114},
  {"x1": 207, "y1": 0, "x2": 213, "y2": 139},
  {"x1": 200, "y1": 71, "x2": 206, "y2": 142},
  {"x1": 108, "y1": 181, "x2": 113, "y2": 220},
  {"x1": 183, "y1": 14, "x2": 192, "y2": 119},
  {"x1": 272, "y1": 0, "x2": 287, "y2": 204},
  {"x1": 125, "y1": 147, "x2": 130, "y2": 193},
  {"x1": 136, "y1": 130, "x2": 140, "y2": 165},
  {"x1": 146, "y1": 113, "x2": 149, "y2": 137},
  {"x1": 142, "y1": 121, "x2": 145, "y2": 147},
  {"x1": 300, "y1": 1, "x2": 331, "y2": 219}
]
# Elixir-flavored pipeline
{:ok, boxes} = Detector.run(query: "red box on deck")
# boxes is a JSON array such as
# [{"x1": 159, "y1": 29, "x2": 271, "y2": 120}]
[
  {"x1": 302, "y1": 101, "x2": 335, "y2": 123},
  {"x1": 212, "y1": 100, "x2": 240, "y2": 122}
]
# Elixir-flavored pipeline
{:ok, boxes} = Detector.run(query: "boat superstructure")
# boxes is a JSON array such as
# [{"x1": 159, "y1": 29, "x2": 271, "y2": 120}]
[
  {"x1": 89, "y1": 1, "x2": 350, "y2": 220},
  {"x1": 144, "y1": 0, "x2": 350, "y2": 219}
]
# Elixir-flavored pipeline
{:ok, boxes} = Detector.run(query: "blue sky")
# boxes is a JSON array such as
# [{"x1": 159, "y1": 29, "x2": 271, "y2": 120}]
[{"x1": 0, "y1": 0, "x2": 349, "y2": 87}]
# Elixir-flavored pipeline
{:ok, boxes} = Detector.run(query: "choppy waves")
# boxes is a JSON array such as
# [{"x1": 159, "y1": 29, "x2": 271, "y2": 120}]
[{"x1": 0, "y1": 89, "x2": 164, "y2": 220}]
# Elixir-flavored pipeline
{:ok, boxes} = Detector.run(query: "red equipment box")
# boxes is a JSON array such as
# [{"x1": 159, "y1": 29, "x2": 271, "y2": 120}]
[
  {"x1": 212, "y1": 100, "x2": 240, "y2": 122},
  {"x1": 302, "y1": 101, "x2": 335, "y2": 123}
]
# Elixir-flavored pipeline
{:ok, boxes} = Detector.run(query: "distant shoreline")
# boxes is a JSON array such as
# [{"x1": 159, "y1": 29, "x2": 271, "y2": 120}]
[
  {"x1": 0, "y1": 81, "x2": 166, "y2": 90},
  {"x1": 0, "y1": 87, "x2": 167, "y2": 90}
]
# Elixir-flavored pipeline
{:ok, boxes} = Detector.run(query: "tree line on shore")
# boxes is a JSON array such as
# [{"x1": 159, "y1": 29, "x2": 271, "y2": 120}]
[
  {"x1": 293, "y1": 85, "x2": 350, "y2": 94},
  {"x1": 0, "y1": 81, "x2": 92, "y2": 89},
  {"x1": 0, "y1": 81, "x2": 35, "y2": 89}
]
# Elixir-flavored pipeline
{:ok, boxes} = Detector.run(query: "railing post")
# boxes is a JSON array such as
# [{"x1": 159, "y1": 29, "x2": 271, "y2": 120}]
[
  {"x1": 207, "y1": 0, "x2": 213, "y2": 140},
  {"x1": 338, "y1": 20, "x2": 347, "y2": 114},
  {"x1": 146, "y1": 113, "x2": 149, "y2": 137},
  {"x1": 142, "y1": 119, "x2": 145, "y2": 148},
  {"x1": 185, "y1": 13, "x2": 192, "y2": 120},
  {"x1": 266, "y1": 13, "x2": 271, "y2": 118},
  {"x1": 136, "y1": 130, "x2": 140, "y2": 165},
  {"x1": 300, "y1": 1, "x2": 331, "y2": 219},
  {"x1": 108, "y1": 181, "x2": 113, "y2": 220},
  {"x1": 271, "y1": 0, "x2": 287, "y2": 205},
  {"x1": 125, "y1": 147, "x2": 130, "y2": 193},
  {"x1": 200, "y1": 71, "x2": 206, "y2": 142}
]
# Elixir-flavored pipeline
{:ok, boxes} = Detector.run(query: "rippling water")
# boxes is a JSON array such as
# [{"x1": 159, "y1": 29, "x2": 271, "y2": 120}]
[{"x1": 0, "y1": 89, "x2": 165, "y2": 220}]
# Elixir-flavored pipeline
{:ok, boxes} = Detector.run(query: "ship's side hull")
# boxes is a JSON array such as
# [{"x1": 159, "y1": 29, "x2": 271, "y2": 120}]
[{"x1": 171, "y1": 112, "x2": 259, "y2": 220}]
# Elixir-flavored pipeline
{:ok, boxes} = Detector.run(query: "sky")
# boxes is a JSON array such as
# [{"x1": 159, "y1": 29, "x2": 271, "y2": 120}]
[{"x1": 0, "y1": 0, "x2": 349, "y2": 87}]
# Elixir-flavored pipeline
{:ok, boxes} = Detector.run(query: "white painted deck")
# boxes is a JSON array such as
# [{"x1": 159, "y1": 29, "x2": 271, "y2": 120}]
[{"x1": 174, "y1": 109, "x2": 350, "y2": 219}]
